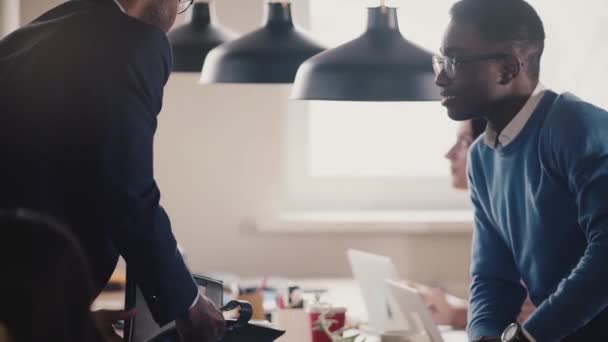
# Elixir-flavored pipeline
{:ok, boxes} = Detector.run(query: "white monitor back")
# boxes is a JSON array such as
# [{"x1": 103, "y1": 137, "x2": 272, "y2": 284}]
[{"x1": 346, "y1": 249, "x2": 407, "y2": 333}]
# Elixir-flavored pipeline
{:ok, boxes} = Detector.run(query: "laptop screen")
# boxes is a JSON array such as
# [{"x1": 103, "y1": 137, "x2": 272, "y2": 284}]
[{"x1": 123, "y1": 271, "x2": 223, "y2": 342}]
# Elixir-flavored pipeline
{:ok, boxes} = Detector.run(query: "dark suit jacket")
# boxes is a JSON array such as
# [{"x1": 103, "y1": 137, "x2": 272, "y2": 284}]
[{"x1": 0, "y1": 0, "x2": 197, "y2": 325}]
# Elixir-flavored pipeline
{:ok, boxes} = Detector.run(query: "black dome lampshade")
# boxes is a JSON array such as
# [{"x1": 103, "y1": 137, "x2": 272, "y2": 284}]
[
  {"x1": 291, "y1": 6, "x2": 441, "y2": 101},
  {"x1": 199, "y1": 1, "x2": 326, "y2": 84},
  {"x1": 168, "y1": 1, "x2": 238, "y2": 72}
]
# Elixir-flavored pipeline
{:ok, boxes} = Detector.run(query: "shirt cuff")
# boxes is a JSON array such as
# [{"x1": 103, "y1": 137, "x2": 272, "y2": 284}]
[
  {"x1": 522, "y1": 326, "x2": 536, "y2": 342},
  {"x1": 189, "y1": 291, "x2": 200, "y2": 310}
]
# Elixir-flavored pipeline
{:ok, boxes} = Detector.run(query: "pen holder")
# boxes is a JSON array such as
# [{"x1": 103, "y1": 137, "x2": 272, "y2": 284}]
[{"x1": 309, "y1": 305, "x2": 346, "y2": 342}]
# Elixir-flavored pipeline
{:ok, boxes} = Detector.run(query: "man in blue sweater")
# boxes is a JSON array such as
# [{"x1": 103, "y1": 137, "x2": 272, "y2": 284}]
[{"x1": 433, "y1": 0, "x2": 608, "y2": 341}]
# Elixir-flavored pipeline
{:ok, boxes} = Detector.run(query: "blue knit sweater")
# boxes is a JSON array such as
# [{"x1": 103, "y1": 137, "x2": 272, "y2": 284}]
[{"x1": 467, "y1": 90, "x2": 608, "y2": 341}]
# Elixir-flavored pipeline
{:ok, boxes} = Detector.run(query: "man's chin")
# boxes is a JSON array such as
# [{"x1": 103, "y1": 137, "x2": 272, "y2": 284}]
[{"x1": 446, "y1": 106, "x2": 478, "y2": 121}]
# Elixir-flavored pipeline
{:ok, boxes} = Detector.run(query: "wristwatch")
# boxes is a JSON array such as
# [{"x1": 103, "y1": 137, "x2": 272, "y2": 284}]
[{"x1": 501, "y1": 323, "x2": 531, "y2": 342}]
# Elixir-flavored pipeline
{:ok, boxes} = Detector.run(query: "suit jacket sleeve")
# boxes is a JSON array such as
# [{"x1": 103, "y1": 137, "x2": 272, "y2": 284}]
[{"x1": 93, "y1": 24, "x2": 198, "y2": 326}]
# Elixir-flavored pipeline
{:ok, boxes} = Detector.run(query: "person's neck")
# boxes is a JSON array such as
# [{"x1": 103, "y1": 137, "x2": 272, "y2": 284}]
[
  {"x1": 484, "y1": 81, "x2": 538, "y2": 135},
  {"x1": 116, "y1": 0, "x2": 139, "y2": 16}
]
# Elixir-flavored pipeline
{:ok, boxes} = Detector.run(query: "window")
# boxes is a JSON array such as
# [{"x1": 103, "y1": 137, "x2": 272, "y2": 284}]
[
  {"x1": 285, "y1": 0, "x2": 468, "y2": 216},
  {"x1": 527, "y1": 0, "x2": 608, "y2": 107},
  {"x1": 282, "y1": 0, "x2": 608, "y2": 222}
]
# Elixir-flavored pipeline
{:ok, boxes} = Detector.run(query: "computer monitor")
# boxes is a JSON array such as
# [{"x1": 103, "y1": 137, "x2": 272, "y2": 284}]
[{"x1": 346, "y1": 249, "x2": 407, "y2": 333}]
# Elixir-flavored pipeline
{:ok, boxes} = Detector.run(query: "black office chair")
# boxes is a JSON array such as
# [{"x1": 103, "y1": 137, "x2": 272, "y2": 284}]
[{"x1": 123, "y1": 269, "x2": 285, "y2": 342}]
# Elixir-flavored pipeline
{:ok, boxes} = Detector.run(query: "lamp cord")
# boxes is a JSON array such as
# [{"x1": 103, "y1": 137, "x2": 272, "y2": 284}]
[{"x1": 380, "y1": 0, "x2": 388, "y2": 14}]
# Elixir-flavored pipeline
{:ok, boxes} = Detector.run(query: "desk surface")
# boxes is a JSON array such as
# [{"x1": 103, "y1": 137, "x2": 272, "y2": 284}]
[
  {"x1": 92, "y1": 278, "x2": 468, "y2": 342},
  {"x1": 93, "y1": 290, "x2": 124, "y2": 311}
]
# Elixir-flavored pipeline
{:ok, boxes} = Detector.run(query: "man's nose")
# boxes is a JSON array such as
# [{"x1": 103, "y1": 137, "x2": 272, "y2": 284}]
[
  {"x1": 445, "y1": 145, "x2": 457, "y2": 160},
  {"x1": 434, "y1": 68, "x2": 451, "y2": 87}
]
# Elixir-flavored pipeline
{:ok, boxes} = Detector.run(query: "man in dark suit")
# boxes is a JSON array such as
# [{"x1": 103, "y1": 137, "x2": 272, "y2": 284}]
[{"x1": 0, "y1": 0, "x2": 224, "y2": 340}]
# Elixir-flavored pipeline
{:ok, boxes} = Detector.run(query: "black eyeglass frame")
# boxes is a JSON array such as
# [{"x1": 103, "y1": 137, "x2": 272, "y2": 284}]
[
  {"x1": 432, "y1": 53, "x2": 510, "y2": 77},
  {"x1": 177, "y1": 0, "x2": 194, "y2": 14}
]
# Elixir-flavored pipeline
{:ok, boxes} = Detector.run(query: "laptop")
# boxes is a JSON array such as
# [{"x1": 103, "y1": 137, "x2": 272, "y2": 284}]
[
  {"x1": 385, "y1": 280, "x2": 468, "y2": 342},
  {"x1": 346, "y1": 249, "x2": 408, "y2": 333},
  {"x1": 347, "y1": 249, "x2": 468, "y2": 342},
  {"x1": 123, "y1": 270, "x2": 224, "y2": 342}
]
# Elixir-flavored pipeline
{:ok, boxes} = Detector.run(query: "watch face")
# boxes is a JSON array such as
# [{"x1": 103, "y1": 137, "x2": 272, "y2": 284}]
[{"x1": 502, "y1": 323, "x2": 520, "y2": 341}]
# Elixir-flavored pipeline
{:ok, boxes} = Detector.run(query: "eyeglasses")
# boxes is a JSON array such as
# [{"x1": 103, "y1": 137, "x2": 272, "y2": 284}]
[
  {"x1": 177, "y1": 0, "x2": 194, "y2": 14},
  {"x1": 432, "y1": 53, "x2": 509, "y2": 78}
]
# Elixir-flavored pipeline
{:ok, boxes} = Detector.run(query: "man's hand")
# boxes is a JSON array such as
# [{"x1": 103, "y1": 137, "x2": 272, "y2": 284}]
[
  {"x1": 408, "y1": 282, "x2": 468, "y2": 329},
  {"x1": 92, "y1": 308, "x2": 137, "y2": 342},
  {"x1": 176, "y1": 294, "x2": 226, "y2": 342},
  {"x1": 417, "y1": 285, "x2": 460, "y2": 326}
]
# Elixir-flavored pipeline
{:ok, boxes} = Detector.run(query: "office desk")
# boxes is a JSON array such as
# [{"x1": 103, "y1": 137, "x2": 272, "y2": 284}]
[
  {"x1": 92, "y1": 278, "x2": 468, "y2": 342},
  {"x1": 93, "y1": 289, "x2": 125, "y2": 311}
]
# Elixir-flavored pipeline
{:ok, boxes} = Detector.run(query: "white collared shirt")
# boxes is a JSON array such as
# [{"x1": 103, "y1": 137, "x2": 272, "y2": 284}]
[
  {"x1": 485, "y1": 83, "x2": 548, "y2": 148},
  {"x1": 112, "y1": 0, "x2": 126, "y2": 13}
]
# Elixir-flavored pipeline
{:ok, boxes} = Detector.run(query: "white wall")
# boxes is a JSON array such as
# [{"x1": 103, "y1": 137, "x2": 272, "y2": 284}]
[
  {"x1": 0, "y1": 0, "x2": 20, "y2": 38},
  {"x1": 19, "y1": 0, "x2": 58, "y2": 25},
  {"x1": 18, "y1": 0, "x2": 471, "y2": 297}
]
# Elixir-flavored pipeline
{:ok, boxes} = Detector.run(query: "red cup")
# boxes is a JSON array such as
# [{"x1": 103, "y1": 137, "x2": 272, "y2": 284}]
[{"x1": 309, "y1": 307, "x2": 346, "y2": 342}]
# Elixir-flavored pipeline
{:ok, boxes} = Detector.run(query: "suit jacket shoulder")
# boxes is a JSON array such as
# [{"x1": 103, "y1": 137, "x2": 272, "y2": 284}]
[{"x1": 1, "y1": 0, "x2": 172, "y2": 93}]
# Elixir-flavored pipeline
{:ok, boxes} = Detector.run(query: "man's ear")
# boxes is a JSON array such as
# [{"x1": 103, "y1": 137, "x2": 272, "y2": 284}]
[{"x1": 499, "y1": 55, "x2": 521, "y2": 85}]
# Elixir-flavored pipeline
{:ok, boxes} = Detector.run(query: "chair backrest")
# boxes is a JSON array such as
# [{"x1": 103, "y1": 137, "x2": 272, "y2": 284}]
[{"x1": 123, "y1": 270, "x2": 224, "y2": 342}]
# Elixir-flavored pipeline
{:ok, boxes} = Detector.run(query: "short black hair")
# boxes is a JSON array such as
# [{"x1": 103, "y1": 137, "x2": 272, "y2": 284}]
[{"x1": 450, "y1": 0, "x2": 545, "y2": 80}]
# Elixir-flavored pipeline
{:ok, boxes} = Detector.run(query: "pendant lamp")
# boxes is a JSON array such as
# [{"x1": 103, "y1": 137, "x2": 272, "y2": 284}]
[
  {"x1": 200, "y1": 1, "x2": 326, "y2": 84},
  {"x1": 168, "y1": 1, "x2": 237, "y2": 72},
  {"x1": 291, "y1": 4, "x2": 440, "y2": 101}
]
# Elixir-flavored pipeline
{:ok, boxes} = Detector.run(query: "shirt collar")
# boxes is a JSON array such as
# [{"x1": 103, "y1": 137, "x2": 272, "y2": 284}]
[
  {"x1": 113, "y1": 0, "x2": 126, "y2": 13},
  {"x1": 484, "y1": 83, "x2": 547, "y2": 148}
]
